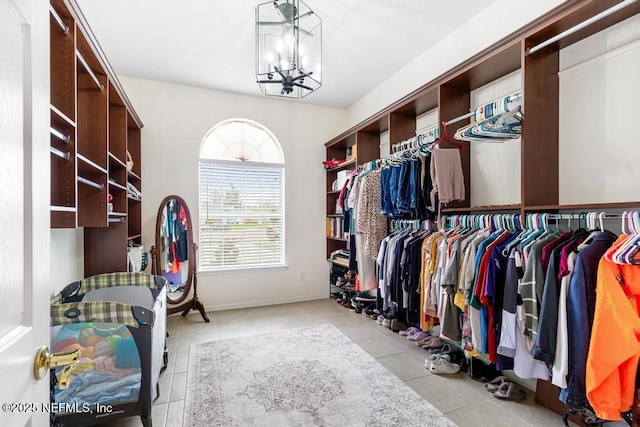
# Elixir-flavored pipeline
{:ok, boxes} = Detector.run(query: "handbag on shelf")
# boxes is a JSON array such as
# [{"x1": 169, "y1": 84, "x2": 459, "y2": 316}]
[{"x1": 126, "y1": 150, "x2": 134, "y2": 172}]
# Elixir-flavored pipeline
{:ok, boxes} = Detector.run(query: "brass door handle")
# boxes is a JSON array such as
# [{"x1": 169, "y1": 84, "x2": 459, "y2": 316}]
[{"x1": 34, "y1": 346, "x2": 80, "y2": 390}]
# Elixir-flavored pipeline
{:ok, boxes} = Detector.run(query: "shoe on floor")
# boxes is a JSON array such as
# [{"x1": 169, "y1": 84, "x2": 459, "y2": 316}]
[
  {"x1": 354, "y1": 292, "x2": 376, "y2": 302},
  {"x1": 390, "y1": 319, "x2": 409, "y2": 333},
  {"x1": 425, "y1": 353, "x2": 451, "y2": 370},
  {"x1": 429, "y1": 358, "x2": 461, "y2": 375},
  {"x1": 482, "y1": 375, "x2": 509, "y2": 393},
  {"x1": 492, "y1": 381, "x2": 527, "y2": 401},
  {"x1": 399, "y1": 326, "x2": 421, "y2": 337}
]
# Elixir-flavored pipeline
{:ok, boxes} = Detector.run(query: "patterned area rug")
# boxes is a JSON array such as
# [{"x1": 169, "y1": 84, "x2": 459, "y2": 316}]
[{"x1": 184, "y1": 324, "x2": 457, "y2": 426}]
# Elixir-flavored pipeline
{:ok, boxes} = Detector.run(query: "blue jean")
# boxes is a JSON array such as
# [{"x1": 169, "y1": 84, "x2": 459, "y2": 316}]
[{"x1": 380, "y1": 167, "x2": 393, "y2": 216}]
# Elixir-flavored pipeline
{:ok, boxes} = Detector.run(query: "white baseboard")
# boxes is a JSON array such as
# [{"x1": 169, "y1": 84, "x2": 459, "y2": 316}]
[{"x1": 201, "y1": 293, "x2": 328, "y2": 312}]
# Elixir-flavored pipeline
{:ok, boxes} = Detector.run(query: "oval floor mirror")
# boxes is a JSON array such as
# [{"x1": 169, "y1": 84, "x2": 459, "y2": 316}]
[{"x1": 151, "y1": 195, "x2": 209, "y2": 322}]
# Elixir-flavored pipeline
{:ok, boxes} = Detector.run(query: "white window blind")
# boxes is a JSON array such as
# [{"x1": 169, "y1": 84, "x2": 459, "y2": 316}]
[{"x1": 199, "y1": 160, "x2": 284, "y2": 269}]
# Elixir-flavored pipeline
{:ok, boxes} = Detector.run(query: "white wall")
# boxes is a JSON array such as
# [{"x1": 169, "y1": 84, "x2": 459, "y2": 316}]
[
  {"x1": 469, "y1": 70, "x2": 522, "y2": 207},
  {"x1": 346, "y1": 0, "x2": 564, "y2": 129},
  {"x1": 559, "y1": 14, "x2": 640, "y2": 204},
  {"x1": 118, "y1": 77, "x2": 347, "y2": 311},
  {"x1": 49, "y1": 229, "x2": 84, "y2": 295}
]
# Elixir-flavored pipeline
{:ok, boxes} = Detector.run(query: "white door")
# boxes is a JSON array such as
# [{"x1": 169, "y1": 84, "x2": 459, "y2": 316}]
[{"x1": 0, "y1": 0, "x2": 51, "y2": 425}]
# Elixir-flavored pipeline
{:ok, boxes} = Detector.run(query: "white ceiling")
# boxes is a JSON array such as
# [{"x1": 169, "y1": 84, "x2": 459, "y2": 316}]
[{"x1": 76, "y1": 0, "x2": 495, "y2": 109}]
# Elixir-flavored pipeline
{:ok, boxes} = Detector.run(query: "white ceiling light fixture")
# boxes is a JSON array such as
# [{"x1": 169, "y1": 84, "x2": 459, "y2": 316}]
[{"x1": 256, "y1": 0, "x2": 322, "y2": 98}]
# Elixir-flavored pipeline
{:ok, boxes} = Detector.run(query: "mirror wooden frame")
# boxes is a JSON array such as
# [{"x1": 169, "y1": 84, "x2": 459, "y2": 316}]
[{"x1": 151, "y1": 195, "x2": 209, "y2": 322}]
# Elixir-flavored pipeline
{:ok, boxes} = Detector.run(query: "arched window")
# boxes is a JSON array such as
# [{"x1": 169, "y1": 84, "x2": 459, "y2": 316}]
[{"x1": 199, "y1": 119, "x2": 285, "y2": 270}]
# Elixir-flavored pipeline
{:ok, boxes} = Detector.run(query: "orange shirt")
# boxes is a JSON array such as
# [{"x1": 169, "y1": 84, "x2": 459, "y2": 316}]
[{"x1": 586, "y1": 235, "x2": 640, "y2": 420}]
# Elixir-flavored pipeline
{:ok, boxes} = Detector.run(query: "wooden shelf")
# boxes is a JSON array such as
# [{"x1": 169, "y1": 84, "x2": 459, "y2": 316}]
[
  {"x1": 127, "y1": 169, "x2": 141, "y2": 181},
  {"x1": 441, "y1": 204, "x2": 521, "y2": 213},
  {"x1": 127, "y1": 194, "x2": 141, "y2": 201},
  {"x1": 328, "y1": 258, "x2": 349, "y2": 268},
  {"x1": 49, "y1": 0, "x2": 144, "y2": 275},
  {"x1": 327, "y1": 190, "x2": 341, "y2": 195},
  {"x1": 108, "y1": 180, "x2": 127, "y2": 191},
  {"x1": 108, "y1": 152, "x2": 126, "y2": 168},
  {"x1": 50, "y1": 104, "x2": 75, "y2": 127},
  {"x1": 326, "y1": 159, "x2": 356, "y2": 172},
  {"x1": 524, "y1": 202, "x2": 640, "y2": 211},
  {"x1": 128, "y1": 233, "x2": 142, "y2": 241},
  {"x1": 327, "y1": 236, "x2": 348, "y2": 242},
  {"x1": 327, "y1": 214, "x2": 343, "y2": 218},
  {"x1": 77, "y1": 153, "x2": 108, "y2": 174}
]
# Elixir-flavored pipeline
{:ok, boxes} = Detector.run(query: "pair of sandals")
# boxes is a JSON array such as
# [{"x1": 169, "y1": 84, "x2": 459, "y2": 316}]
[
  {"x1": 416, "y1": 336, "x2": 443, "y2": 349},
  {"x1": 482, "y1": 376, "x2": 527, "y2": 401}
]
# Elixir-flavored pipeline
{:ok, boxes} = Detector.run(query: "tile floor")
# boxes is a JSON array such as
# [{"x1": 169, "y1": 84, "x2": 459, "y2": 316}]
[{"x1": 100, "y1": 298, "x2": 573, "y2": 427}]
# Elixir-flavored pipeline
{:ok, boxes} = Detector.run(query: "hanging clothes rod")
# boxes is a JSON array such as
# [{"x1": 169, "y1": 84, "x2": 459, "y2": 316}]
[
  {"x1": 50, "y1": 126, "x2": 70, "y2": 143},
  {"x1": 49, "y1": 5, "x2": 69, "y2": 35},
  {"x1": 77, "y1": 176, "x2": 104, "y2": 190},
  {"x1": 443, "y1": 92, "x2": 522, "y2": 126},
  {"x1": 528, "y1": 0, "x2": 638, "y2": 55},
  {"x1": 543, "y1": 212, "x2": 625, "y2": 220},
  {"x1": 108, "y1": 217, "x2": 125, "y2": 223},
  {"x1": 50, "y1": 146, "x2": 70, "y2": 161},
  {"x1": 76, "y1": 52, "x2": 104, "y2": 91}
]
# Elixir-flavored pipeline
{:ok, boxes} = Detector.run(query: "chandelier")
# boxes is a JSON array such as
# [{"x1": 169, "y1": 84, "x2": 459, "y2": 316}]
[{"x1": 255, "y1": 0, "x2": 322, "y2": 98}]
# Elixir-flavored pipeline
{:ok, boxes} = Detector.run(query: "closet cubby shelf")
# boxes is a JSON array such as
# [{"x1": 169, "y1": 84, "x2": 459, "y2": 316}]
[
  {"x1": 327, "y1": 236, "x2": 348, "y2": 242},
  {"x1": 51, "y1": 0, "x2": 144, "y2": 276},
  {"x1": 50, "y1": 105, "x2": 75, "y2": 127},
  {"x1": 108, "y1": 180, "x2": 127, "y2": 191},
  {"x1": 128, "y1": 234, "x2": 142, "y2": 241},
  {"x1": 77, "y1": 153, "x2": 108, "y2": 175},
  {"x1": 327, "y1": 190, "x2": 341, "y2": 195},
  {"x1": 127, "y1": 169, "x2": 141, "y2": 181},
  {"x1": 441, "y1": 204, "x2": 521, "y2": 213},
  {"x1": 523, "y1": 202, "x2": 640, "y2": 211},
  {"x1": 127, "y1": 195, "x2": 141, "y2": 201},
  {"x1": 108, "y1": 152, "x2": 126, "y2": 168},
  {"x1": 327, "y1": 214, "x2": 344, "y2": 218},
  {"x1": 326, "y1": 159, "x2": 356, "y2": 172},
  {"x1": 327, "y1": 258, "x2": 349, "y2": 268}
]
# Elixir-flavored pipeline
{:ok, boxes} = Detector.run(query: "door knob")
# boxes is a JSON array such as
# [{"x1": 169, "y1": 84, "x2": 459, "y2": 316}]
[{"x1": 34, "y1": 347, "x2": 80, "y2": 389}]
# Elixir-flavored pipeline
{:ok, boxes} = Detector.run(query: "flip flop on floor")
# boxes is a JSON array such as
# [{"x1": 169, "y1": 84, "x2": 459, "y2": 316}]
[
  {"x1": 492, "y1": 381, "x2": 527, "y2": 401},
  {"x1": 399, "y1": 326, "x2": 421, "y2": 336},
  {"x1": 482, "y1": 375, "x2": 509, "y2": 393},
  {"x1": 408, "y1": 331, "x2": 430, "y2": 342},
  {"x1": 415, "y1": 335, "x2": 437, "y2": 347},
  {"x1": 420, "y1": 337, "x2": 443, "y2": 349}
]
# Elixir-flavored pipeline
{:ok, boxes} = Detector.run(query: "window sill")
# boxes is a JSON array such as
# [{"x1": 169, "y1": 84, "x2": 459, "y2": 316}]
[{"x1": 198, "y1": 264, "x2": 289, "y2": 276}]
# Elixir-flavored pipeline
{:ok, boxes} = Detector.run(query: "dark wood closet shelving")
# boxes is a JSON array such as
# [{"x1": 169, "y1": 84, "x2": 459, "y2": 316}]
[
  {"x1": 523, "y1": 202, "x2": 640, "y2": 212},
  {"x1": 324, "y1": 0, "x2": 640, "y2": 422},
  {"x1": 327, "y1": 237, "x2": 348, "y2": 242},
  {"x1": 326, "y1": 159, "x2": 356, "y2": 172},
  {"x1": 127, "y1": 170, "x2": 142, "y2": 181},
  {"x1": 50, "y1": 0, "x2": 145, "y2": 276},
  {"x1": 441, "y1": 204, "x2": 522, "y2": 213}
]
